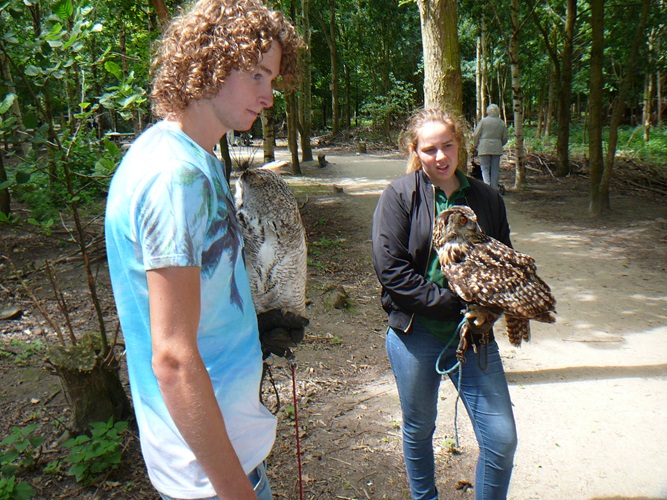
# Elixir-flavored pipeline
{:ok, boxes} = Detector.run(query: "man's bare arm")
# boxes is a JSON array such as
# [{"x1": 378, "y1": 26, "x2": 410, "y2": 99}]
[{"x1": 147, "y1": 267, "x2": 255, "y2": 499}]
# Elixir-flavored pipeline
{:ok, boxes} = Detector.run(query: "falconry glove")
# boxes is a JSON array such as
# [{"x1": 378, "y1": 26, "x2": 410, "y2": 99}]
[{"x1": 257, "y1": 309, "x2": 309, "y2": 359}]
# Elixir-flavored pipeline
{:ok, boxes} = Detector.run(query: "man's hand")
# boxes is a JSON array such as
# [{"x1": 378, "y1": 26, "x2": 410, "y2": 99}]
[{"x1": 257, "y1": 309, "x2": 309, "y2": 359}]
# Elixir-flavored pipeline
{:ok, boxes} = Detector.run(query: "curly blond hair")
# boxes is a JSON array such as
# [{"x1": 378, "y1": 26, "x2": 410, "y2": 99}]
[
  {"x1": 151, "y1": 0, "x2": 303, "y2": 118},
  {"x1": 400, "y1": 108, "x2": 470, "y2": 174}
]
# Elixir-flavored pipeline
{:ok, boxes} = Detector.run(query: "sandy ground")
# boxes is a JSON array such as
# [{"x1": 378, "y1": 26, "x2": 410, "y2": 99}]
[
  {"x1": 286, "y1": 150, "x2": 667, "y2": 500},
  {"x1": 1, "y1": 147, "x2": 665, "y2": 499}
]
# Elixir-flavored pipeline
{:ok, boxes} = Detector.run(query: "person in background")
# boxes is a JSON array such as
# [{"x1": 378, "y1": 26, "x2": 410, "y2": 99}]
[
  {"x1": 104, "y1": 1, "x2": 302, "y2": 498},
  {"x1": 372, "y1": 108, "x2": 517, "y2": 499},
  {"x1": 472, "y1": 104, "x2": 509, "y2": 191}
]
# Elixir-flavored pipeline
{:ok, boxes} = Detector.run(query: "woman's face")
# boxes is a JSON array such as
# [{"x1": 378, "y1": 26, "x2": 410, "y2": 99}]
[{"x1": 415, "y1": 120, "x2": 459, "y2": 192}]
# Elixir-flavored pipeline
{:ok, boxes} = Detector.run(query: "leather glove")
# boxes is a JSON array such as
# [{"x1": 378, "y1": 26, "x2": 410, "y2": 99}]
[
  {"x1": 257, "y1": 309, "x2": 309, "y2": 359},
  {"x1": 462, "y1": 304, "x2": 501, "y2": 336}
]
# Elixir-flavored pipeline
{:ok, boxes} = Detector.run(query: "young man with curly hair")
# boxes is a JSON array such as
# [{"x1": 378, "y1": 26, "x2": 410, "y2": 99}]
[{"x1": 104, "y1": 1, "x2": 302, "y2": 498}]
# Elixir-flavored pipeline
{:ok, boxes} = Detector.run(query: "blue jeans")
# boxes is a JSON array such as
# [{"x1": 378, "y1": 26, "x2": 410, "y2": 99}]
[
  {"x1": 158, "y1": 461, "x2": 272, "y2": 500},
  {"x1": 479, "y1": 155, "x2": 501, "y2": 190},
  {"x1": 386, "y1": 322, "x2": 517, "y2": 500}
]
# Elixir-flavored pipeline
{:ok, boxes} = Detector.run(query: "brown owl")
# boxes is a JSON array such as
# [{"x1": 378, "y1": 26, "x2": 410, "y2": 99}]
[{"x1": 432, "y1": 205, "x2": 556, "y2": 348}]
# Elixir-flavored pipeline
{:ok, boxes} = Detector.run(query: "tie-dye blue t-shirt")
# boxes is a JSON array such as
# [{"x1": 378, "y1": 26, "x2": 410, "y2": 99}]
[{"x1": 105, "y1": 121, "x2": 276, "y2": 498}]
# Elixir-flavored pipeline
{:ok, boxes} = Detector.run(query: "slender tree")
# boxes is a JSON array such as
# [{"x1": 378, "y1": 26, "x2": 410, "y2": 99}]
[
  {"x1": 328, "y1": 0, "x2": 340, "y2": 134},
  {"x1": 534, "y1": 0, "x2": 577, "y2": 177},
  {"x1": 588, "y1": 0, "x2": 604, "y2": 215},
  {"x1": 150, "y1": 0, "x2": 170, "y2": 27},
  {"x1": 509, "y1": 0, "x2": 526, "y2": 189},
  {"x1": 0, "y1": 54, "x2": 29, "y2": 156},
  {"x1": 0, "y1": 152, "x2": 8, "y2": 216},
  {"x1": 261, "y1": 107, "x2": 276, "y2": 163},
  {"x1": 299, "y1": 0, "x2": 314, "y2": 161},
  {"x1": 600, "y1": 0, "x2": 651, "y2": 212},
  {"x1": 286, "y1": 91, "x2": 302, "y2": 174}
]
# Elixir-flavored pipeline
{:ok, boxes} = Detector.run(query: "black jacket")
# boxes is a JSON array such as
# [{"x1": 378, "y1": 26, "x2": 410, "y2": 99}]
[{"x1": 371, "y1": 170, "x2": 512, "y2": 334}]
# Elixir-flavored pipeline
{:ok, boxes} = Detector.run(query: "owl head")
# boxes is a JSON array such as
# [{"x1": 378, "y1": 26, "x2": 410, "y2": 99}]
[{"x1": 433, "y1": 205, "x2": 482, "y2": 246}]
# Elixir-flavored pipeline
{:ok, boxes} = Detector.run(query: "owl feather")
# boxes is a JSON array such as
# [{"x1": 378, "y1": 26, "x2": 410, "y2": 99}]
[{"x1": 432, "y1": 205, "x2": 556, "y2": 347}]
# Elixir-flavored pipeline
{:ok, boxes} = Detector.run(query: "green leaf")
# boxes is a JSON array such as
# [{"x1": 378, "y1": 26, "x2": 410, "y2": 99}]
[
  {"x1": 14, "y1": 481, "x2": 36, "y2": 499},
  {"x1": 0, "y1": 464, "x2": 18, "y2": 478},
  {"x1": 0, "y1": 93, "x2": 16, "y2": 114},
  {"x1": 91, "y1": 23, "x2": 103, "y2": 33},
  {"x1": 24, "y1": 65, "x2": 41, "y2": 77},
  {"x1": 15, "y1": 171, "x2": 31, "y2": 184},
  {"x1": 29, "y1": 436, "x2": 46, "y2": 448},
  {"x1": 104, "y1": 61, "x2": 123, "y2": 80},
  {"x1": 45, "y1": 22, "x2": 63, "y2": 40},
  {"x1": 53, "y1": 0, "x2": 73, "y2": 20},
  {"x1": 104, "y1": 139, "x2": 120, "y2": 156},
  {"x1": 22, "y1": 113, "x2": 38, "y2": 129}
]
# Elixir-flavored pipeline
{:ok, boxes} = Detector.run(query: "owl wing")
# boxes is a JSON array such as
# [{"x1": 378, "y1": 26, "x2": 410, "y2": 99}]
[{"x1": 442, "y1": 238, "x2": 555, "y2": 321}]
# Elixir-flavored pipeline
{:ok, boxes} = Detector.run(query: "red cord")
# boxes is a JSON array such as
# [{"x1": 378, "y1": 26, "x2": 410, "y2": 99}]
[{"x1": 290, "y1": 360, "x2": 304, "y2": 500}]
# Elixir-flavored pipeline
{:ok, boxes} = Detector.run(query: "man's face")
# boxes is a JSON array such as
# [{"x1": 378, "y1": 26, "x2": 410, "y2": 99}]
[{"x1": 212, "y1": 43, "x2": 282, "y2": 132}]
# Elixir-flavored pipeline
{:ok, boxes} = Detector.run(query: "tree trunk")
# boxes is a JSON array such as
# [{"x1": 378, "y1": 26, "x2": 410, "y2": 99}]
[
  {"x1": 299, "y1": 0, "x2": 314, "y2": 162},
  {"x1": 510, "y1": 0, "x2": 525, "y2": 189},
  {"x1": 476, "y1": 37, "x2": 483, "y2": 121},
  {"x1": 643, "y1": 73, "x2": 653, "y2": 143},
  {"x1": 0, "y1": 53, "x2": 30, "y2": 156},
  {"x1": 601, "y1": 0, "x2": 651, "y2": 212},
  {"x1": 0, "y1": 151, "x2": 10, "y2": 216},
  {"x1": 480, "y1": 17, "x2": 488, "y2": 120},
  {"x1": 47, "y1": 345, "x2": 132, "y2": 434},
  {"x1": 588, "y1": 0, "x2": 605, "y2": 216},
  {"x1": 329, "y1": 0, "x2": 339, "y2": 135},
  {"x1": 546, "y1": 71, "x2": 554, "y2": 139},
  {"x1": 497, "y1": 70, "x2": 508, "y2": 122},
  {"x1": 418, "y1": 0, "x2": 463, "y2": 114},
  {"x1": 556, "y1": 0, "x2": 576, "y2": 177},
  {"x1": 286, "y1": 92, "x2": 302, "y2": 175},
  {"x1": 150, "y1": 0, "x2": 170, "y2": 27},
  {"x1": 261, "y1": 108, "x2": 276, "y2": 164},
  {"x1": 476, "y1": 21, "x2": 489, "y2": 122},
  {"x1": 219, "y1": 136, "x2": 232, "y2": 184},
  {"x1": 658, "y1": 34, "x2": 663, "y2": 128}
]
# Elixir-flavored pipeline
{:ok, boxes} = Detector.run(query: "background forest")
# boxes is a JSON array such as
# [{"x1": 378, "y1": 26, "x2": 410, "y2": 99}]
[
  {"x1": 0, "y1": 0, "x2": 666, "y2": 498},
  {"x1": 1, "y1": 0, "x2": 666, "y2": 219}
]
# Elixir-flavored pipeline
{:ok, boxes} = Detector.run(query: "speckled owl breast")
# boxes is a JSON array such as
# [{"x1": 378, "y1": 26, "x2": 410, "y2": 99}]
[{"x1": 234, "y1": 168, "x2": 307, "y2": 316}]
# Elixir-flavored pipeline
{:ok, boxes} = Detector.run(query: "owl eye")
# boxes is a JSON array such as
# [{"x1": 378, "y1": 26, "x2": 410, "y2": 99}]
[{"x1": 459, "y1": 216, "x2": 468, "y2": 224}]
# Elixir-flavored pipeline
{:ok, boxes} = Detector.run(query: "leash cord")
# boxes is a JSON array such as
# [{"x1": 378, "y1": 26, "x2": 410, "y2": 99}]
[
  {"x1": 289, "y1": 359, "x2": 304, "y2": 500},
  {"x1": 435, "y1": 317, "x2": 466, "y2": 449}
]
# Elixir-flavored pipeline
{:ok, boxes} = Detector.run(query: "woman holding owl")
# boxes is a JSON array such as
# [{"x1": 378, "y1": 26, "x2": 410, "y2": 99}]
[{"x1": 371, "y1": 108, "x2": 517, "y2": 500}]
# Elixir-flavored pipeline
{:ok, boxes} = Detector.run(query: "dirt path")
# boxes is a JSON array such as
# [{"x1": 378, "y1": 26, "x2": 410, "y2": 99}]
[
  {"x1": 1, "y1": 148, "x2": 665, "y2": 499},
  {"x1": 275, "y1": 150, "x2": 667, "y2": 500}
]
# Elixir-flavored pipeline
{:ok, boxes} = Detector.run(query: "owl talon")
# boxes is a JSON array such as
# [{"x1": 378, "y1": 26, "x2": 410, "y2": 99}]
[{"x1": 456, "y1": 328, "x2": 470, "y2": 363}]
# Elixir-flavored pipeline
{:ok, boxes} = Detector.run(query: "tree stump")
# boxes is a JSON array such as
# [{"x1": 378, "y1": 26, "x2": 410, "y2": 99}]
[
  {"x1": 47, "y1": 343, "x2": 133, "y2": 434},
  {"x1": 357, "y1": 141, "x2": 367, "y2": 154}
]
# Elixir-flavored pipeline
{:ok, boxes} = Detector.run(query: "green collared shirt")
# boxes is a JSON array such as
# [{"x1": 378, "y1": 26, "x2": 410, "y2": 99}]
[{"x1": 417, "y1": 170, "x2": 469, "y2": 343}]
